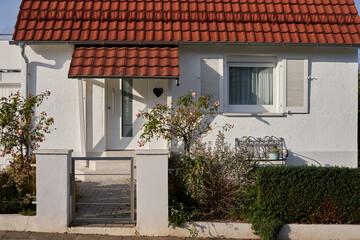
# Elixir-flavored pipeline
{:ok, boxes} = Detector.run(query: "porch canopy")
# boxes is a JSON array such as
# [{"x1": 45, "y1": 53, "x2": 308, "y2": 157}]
[{"x1": 68, "y1": 46, "x2": 179, "y2": 79}]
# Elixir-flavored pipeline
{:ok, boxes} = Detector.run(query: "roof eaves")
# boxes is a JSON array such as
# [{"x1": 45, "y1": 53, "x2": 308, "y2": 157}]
[
  {"x1": 68, "y1": 75, "x2": 179, "y2": 79},
  {"x1": 9, "y1": 40, "x2": 360, "y2": 48}
]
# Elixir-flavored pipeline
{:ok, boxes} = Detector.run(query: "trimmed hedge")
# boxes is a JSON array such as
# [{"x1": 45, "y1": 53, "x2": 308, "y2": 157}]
[
  {"x1": 256, "y1": 166, "x2": 360, "y2": 224},
  {"x1": 251, "y1": 166, "x2": 360, "y2": 240},
  {"x1": 0, "y1": 171, "x2": 36, "y2": 215}
]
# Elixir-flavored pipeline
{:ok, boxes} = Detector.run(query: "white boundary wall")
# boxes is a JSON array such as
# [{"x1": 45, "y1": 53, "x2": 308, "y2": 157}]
[
  {"x1": 0, "y1": 149, "x2": 360, "y2": 239},
  {"x1": 0, "y1": 149, "x2": 73, "y2": 233}
]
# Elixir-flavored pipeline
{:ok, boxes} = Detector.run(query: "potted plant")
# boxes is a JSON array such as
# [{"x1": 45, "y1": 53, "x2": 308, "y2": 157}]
[{"x1": 269, "y1": 145, "x2": 280, "y2": 160}]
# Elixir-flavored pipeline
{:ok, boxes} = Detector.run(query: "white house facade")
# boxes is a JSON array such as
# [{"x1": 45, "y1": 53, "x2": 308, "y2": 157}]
[{"x1": 9, "y1": 0, "x2": 360, "y2": 167}]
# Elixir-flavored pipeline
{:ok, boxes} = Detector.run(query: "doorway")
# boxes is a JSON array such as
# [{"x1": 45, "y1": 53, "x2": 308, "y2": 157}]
[{"x1": 105, "y1": 78, "x2": 168, "y2": 150}]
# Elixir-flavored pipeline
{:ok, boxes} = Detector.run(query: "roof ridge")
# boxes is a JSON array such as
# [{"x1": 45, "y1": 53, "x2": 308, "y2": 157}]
[{"x1": 19, "y1": 10, "x2": 360, "y2": 25}]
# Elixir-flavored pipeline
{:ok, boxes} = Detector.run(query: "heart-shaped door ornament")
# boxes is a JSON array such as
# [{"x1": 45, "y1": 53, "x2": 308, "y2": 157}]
[{"x1": 153, "y1": 88, "x2": 163, "y2": 98}]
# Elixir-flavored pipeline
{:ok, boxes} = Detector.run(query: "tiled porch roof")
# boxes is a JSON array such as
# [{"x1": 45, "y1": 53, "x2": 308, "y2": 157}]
[
  {"x1": 68, "y1": 46, "x2": 179, "y2": 78},
  {"x1": 13, "y1": 0, "x2": 360, "y2": 45}
]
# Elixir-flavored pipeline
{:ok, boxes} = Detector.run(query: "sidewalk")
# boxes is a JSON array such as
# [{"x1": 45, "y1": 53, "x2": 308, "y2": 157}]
[{"x1": 0, "y1": 231, "x2": 189, "y2": 240}]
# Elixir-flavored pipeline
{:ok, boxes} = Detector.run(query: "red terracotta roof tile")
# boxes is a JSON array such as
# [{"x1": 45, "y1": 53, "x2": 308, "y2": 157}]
[
  {"x1": 69, "y1": 46, "x2": 179, "y2": 78},
  {"x1": 13, "y1": 0, "x2": 360, "y2": 45}
]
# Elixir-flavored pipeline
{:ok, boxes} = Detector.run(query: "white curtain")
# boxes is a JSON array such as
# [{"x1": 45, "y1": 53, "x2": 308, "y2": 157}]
[{"x1": 229, "y1": 67, "x2": 273, "y2": 105}]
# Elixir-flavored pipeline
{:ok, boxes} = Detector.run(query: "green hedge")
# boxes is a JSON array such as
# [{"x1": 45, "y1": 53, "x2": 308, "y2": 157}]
[
  {"x1": 256, "y1": 166, "x2": 360, "y2": 223},
  {"x1": 251, "y1": 166, "x2": 360, "y2": 240}
]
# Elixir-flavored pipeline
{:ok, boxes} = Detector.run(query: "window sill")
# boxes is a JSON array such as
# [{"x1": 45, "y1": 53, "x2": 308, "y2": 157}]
[{"x1": 223, "y1": 112, "x2": 285, "y2": 117}]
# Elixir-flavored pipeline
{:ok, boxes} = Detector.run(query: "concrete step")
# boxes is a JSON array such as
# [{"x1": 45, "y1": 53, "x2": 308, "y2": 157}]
[
  {"x1": 75, "y1": 168, "x2": 135, "y2": 183},
  {"x1": 86, "y1": 151, "x2": 136, "y2": 171},
  {"x1": 88, "y1": 160, "x2": 132, "y2": 172}
]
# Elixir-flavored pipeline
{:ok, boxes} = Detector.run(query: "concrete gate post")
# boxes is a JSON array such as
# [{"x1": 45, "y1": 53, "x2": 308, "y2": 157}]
[
  {"x1": 136, "y1": 149, "x2": 169, "y2": 236},
  {"x1": 35, "y1": 149, "x2": 73, "y2": 232}
]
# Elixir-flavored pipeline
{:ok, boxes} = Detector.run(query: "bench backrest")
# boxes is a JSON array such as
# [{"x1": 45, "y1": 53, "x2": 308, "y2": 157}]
[{"x1": 235, "y1": 136, "x2": 288, "y2": 161}]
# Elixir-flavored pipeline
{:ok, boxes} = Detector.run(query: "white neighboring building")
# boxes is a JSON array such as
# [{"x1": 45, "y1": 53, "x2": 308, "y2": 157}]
[
  {"x1": 0, "y1": 37, "x2": 22, "y2": 169},
  {"x1": 0, "y1": 39, "x2": 21, "y2": 98},
  {"x1": 10, "y1": 0, "x2": 360, "y2": 167}
]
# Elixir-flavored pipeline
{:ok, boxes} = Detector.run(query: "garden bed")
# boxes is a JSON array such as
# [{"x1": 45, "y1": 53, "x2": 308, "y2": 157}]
[{"x1": 169, "y1": 163, "x2": 360, "y2": 240}]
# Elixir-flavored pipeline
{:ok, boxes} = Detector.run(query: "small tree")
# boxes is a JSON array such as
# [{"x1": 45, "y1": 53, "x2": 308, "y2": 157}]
[
  {"x1": 137, "y1": 90, "x2": 224, "y2": 153},
  {"x1": 0, "y1": 91, "x2": 54, "y2": 167}
]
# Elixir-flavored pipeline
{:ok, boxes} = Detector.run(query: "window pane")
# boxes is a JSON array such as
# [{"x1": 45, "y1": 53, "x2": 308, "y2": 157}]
[
  {"x1": 122, "y1": 79, "x2": 133, "y2": 137},
  {"x1": 229, "y1": 67, "x2": 273, "y2": 105}
]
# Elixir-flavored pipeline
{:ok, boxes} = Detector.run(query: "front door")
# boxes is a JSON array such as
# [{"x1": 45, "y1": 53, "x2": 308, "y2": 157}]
[{"x1": 106, "y1": 78, "x2": 168, "y2": 150}]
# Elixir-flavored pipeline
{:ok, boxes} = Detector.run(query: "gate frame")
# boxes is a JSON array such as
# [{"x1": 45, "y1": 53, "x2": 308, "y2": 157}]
[{"x1": 70, "y1": 156, "x2": 135, "y2": 225}]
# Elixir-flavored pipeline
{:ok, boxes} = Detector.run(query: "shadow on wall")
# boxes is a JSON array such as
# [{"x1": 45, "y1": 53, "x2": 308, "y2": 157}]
[
  {"x1": 287, "y1": 151, "x2": 322, "y2": 166},
  {"x1": 28, "y1": 45, "x2": 70, "y2": 97}
]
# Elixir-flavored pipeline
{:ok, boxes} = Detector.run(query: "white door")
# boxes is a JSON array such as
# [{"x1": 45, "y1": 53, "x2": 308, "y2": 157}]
[{"x1": 106, "y1": 79, "x2": 168, "y2": 150}]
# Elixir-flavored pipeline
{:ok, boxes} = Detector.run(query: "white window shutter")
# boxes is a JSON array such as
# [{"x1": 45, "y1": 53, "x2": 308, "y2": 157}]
[
  {"x1": 0, "y1": 83, "x2": 21, "y2": 98},
  {"x1": 201, "y1": 58, "x2": 221, "y2": 110},
  {"x1": 283, "y1": 58, "x2": 309, "y2": 114}
]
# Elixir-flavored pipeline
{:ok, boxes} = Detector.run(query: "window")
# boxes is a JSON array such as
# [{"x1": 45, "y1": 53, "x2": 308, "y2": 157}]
[
  {"x1": 226, "y1": 56, "x2": 277, "y2": 113},
  {"x1": 200, "y1": 55, "x2": 309, "y2": 115},
  {"x1": 228, "y1": 65, "x2": 274, "y2": 105},
  {"x1": 122, "y1": 79, "x2": 133, "y2": 137}
]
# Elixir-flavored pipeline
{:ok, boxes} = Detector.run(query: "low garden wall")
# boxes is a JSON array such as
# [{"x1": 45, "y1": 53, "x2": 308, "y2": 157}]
[
  {"x1": 1, "y1": 149, "x2": 360, "y2": 240},
  {"x1": 0, "y1": 150, "x2": 72, "y2": 233}
]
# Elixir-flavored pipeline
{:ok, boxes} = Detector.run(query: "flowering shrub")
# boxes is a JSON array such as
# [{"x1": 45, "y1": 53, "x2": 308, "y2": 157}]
[
  {"x1": 0, "y1": 91, "x2": 54, "y2": 164},
  {"x1": 137, "y1": 90, "x2": 226, "y2": 153},
  {"x1": 0, "y1": 91, "x2": 54, "y2": 214}
]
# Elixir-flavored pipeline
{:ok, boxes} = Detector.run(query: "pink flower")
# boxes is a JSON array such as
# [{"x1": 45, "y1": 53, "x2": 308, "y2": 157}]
[
  {"x1": 140, "y1": 127, "x2": 143, "y2": 130},
  {"x1": 231, "y1": 124, "x2": 234, "y2": 129},
  {"x1": 138, "y1": 143, "x2": 142, "y2": 147},
  {"x1": 214, "y1": 101, "x2": 220, "y2": 107},
  {"x1": 136, "y1": 113, "x2": 140, "y2": 118},
  {"x1": 36, "y1": 138, "x2": 43, "y2": 142},
  {"x1": 0, "y1": 154, "x2": 4, "y2": 158},
  {"x1": 5, "y1": 150, "x2": 10, "y2": 154},
  {"x1": 192, "y1": 92, "x2": 196, "y2": 98},
  {"x1": 18, "y1": 130, "x2": 23, "y2": 135}
]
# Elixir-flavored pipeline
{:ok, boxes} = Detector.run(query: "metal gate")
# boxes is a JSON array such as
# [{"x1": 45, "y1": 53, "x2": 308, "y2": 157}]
[{"x1": 70, "y1": 157, "x2": 135, "y2": 226}]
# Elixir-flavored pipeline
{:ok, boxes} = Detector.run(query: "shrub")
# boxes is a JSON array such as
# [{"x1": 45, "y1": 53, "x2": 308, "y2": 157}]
[
  {"x1": 0, "y1": 167, "x2": 36, "y2": 214},
  {"x1": 0, "y1": 91, "x2": 54, "y2": 164},
  {"x1": 169, "y1": 131, "x2": 256, "y2": 222},
  {"x1": 0, "y1": 91, "x2": 54, "y2": 214},
  {"x1": 250, "y1": 166, "x2": 360, "y2": 240},
  {"x1": 137, "y1": 90, "x2": 225, "y2": 153}
]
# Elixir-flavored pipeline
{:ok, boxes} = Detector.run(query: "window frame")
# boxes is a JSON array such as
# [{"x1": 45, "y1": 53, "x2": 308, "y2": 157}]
[{"x1": 225, "y1": 57, "x2": 279, "y2": 114}]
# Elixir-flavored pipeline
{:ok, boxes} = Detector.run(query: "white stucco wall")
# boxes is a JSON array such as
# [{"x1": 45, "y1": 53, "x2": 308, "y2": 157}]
[
  {"x1": 174, "y1": 45, "x2": 358, "y2": 167},
  {"x1": 23, "y1": 44, "x2": 357, "y2": 167},
  {"x1": 23, "y1": 45, "x2": 83, "y2": 156}
]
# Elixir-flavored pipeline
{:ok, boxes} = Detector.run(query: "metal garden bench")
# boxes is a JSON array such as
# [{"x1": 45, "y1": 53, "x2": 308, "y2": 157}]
[{"x1": 235, "y1": 136, "x2": 288, "y2": 165}]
